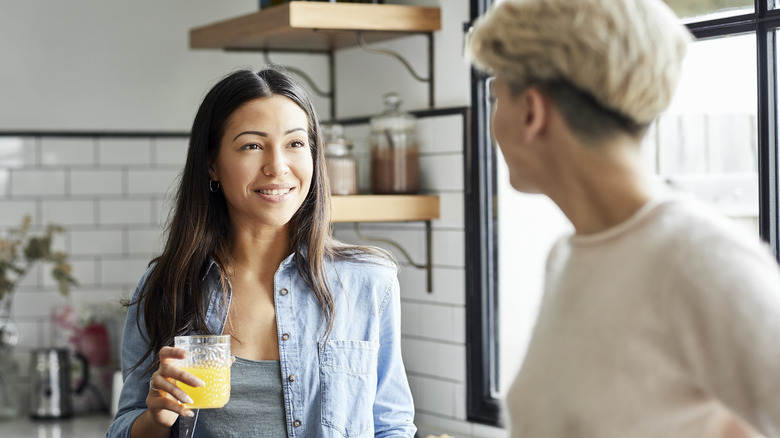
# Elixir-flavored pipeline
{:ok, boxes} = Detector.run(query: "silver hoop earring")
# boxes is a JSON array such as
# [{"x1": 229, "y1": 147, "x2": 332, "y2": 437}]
[{"x1": 209, "y1": 179, "x2": 220, "y2": 193}]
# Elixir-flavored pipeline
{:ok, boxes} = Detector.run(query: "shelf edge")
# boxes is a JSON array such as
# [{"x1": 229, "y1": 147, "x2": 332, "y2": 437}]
[
  {"x1": 331, "y1": 195, "x2": 440, "y2": 223},
  {"x1": 190, "y1": 3, "x2": 441, "y2": 50}
]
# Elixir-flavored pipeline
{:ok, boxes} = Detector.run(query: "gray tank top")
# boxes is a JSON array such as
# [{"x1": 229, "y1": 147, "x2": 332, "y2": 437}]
[{"x1": 194, "y1": 358, "x2": 287, "y2": 437}]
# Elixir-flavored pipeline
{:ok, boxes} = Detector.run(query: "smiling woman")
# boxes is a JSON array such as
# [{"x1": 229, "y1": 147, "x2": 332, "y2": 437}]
[{"x1": 106, "y1": 68, "x2": 416, "y2": 438}]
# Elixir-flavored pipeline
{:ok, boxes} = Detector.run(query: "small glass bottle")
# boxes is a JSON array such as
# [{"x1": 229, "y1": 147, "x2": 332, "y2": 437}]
[
  {"x1": 370, "y1": 93, "x2": 419, "y2": 194},
  {"x1": 324, "y1": 124, "x2": 358, "y2": 195}
]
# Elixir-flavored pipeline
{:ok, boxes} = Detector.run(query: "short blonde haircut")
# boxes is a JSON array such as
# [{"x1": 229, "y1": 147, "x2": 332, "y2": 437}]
[{"x1": 466, "y1": 0, "x2": 692, "y2": 127}]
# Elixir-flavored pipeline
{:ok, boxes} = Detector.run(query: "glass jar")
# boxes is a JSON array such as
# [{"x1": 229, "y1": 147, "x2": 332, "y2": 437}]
[
  {"x1": 369, "y1": 93, "x2": 419, "y2": 194},
  {"x1": 324, "y1": 124, "x2": 358, "y2": 195}
]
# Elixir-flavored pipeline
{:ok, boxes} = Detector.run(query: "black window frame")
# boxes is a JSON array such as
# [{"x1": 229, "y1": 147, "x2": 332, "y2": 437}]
[{"x1": 465, "y1": 0, "x2": 780, "y2": 427}]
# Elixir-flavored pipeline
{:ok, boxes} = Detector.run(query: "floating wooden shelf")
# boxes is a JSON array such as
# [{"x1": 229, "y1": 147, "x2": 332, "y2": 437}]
[
  {"x1": 190, "y1": 2, "x2": 441, "y2": 52},
  {"x1": 330, "y1": 195, "x2": 439, "y2": 223}
]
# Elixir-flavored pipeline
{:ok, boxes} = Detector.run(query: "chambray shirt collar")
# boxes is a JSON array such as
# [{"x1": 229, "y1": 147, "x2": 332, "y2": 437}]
[{"x1": 200, "y1": 250, "x2": 300, "y2": 281}]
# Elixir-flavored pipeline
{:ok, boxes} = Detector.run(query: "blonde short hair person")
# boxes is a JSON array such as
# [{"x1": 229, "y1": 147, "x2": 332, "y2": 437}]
[{"x1": 468, "y1": 0, "x2": 780, "y2": 437}]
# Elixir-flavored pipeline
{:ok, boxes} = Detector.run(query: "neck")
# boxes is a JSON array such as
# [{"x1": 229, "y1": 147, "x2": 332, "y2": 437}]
[
  {"x1": 228, "y1": 224, "x2": 292, "y2": 283},
  {"x1": 546, "y1": 135, "x2": 654, "y2": 235}
]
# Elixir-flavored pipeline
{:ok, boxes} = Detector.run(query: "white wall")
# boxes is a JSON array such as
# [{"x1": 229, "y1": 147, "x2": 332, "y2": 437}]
[
  {"x1": 0, "y1": 0, "x2": 330, "y2": 131},
  {"x1": 333, "y1": 0, "x2": 470, "y2": 116},
  {"x1": 0, "y1": 1, "x2": 507, "y2": 436}
]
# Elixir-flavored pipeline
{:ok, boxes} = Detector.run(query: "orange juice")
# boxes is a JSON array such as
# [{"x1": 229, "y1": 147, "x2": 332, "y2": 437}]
[{"x1": 178, "y1": 366, "x2": 231, "y2": 409}]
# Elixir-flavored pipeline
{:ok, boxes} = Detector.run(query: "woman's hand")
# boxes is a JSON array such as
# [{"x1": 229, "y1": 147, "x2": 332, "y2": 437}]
[{"x1": 146, "y1": 346, "x2": 204, "y2": 427}]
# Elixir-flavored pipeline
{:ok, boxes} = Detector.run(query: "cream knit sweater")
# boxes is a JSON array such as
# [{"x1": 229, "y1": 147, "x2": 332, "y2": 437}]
[{"x1": 506, "y1": 198, "x2": 780, "y2": 438}]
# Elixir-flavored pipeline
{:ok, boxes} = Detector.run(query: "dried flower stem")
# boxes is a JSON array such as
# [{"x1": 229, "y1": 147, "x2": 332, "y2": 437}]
[{"x1": 0, "y1": 215, "x2": 78, "y2": 318}]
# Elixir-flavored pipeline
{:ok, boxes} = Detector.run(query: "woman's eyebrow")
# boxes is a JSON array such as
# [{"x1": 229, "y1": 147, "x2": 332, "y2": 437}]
[
  {"x1": 232, "y1": 127, "x2": 306, "y2": 142},
  {"x1": 233, "y1": 130, "x2": 267, "y2": 141}
]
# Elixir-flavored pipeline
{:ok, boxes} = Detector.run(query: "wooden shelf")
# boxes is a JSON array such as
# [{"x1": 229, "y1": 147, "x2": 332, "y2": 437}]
[
  {"x1": 331, "y1": 195, "x2": 439, "y2": 223},
  {"x1": 190, "y1": 2, "x2": 441, "y2": 52}
]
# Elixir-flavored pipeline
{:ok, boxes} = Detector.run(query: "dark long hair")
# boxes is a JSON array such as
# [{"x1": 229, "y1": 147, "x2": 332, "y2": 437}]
[{"x1": 130, "y1": 68, "x2": 389, "y2": 374}]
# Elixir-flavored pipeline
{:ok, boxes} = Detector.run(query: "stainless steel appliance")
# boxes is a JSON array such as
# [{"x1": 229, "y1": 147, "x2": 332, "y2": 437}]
[{"x1": 29, "y1": 348, "x2": 89, "y2": 419}]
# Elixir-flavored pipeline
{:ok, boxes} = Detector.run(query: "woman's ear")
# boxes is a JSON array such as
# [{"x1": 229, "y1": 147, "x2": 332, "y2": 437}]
[
  {"x1": 521, "y1": 87, "x2": 549, "y2": 144},
  {"x1": 207, "y1": 157, "x2": 218, "y2": 182}
]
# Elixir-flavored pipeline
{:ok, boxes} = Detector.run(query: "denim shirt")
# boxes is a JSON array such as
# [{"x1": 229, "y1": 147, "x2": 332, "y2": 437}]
[{"x1": 106, "y1": 253, "x2": 416, "y2": 438}]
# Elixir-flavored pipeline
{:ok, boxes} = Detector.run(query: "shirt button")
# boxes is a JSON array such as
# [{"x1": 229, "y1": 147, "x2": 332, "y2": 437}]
[
  {"x1": 281, "y1": 333, "x2": 290, "y2": 341},
  {"x1": 288, "y1": 374, "x2": 296, "y2": 382},
  {"x1": 293, "y1": 420, "x2": 302, "y2": 428},
  {"x1": 280, "y1": 288, "x2": 289, "y2": 296}
]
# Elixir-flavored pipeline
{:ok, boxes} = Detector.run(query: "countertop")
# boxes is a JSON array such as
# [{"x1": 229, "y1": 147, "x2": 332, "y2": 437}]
[{"x1": 0, "y1": 414, "x2": 113, "y2": 437}]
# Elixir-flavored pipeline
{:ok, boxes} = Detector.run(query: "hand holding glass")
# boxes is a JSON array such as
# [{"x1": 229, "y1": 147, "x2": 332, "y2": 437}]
[{"x1": 174, "y1": 335, "x2": 231, "y2": 409}]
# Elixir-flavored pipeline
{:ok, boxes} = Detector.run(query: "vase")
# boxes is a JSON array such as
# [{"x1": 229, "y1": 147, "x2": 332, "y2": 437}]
[{"x1": 0, "y1": 312, "x2": 21, "y2": 419}]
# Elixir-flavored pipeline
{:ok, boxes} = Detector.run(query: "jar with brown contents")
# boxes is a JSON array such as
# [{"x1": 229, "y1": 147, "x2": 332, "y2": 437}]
[{"x1": 369, "y1": 93, "x2": 419, "y2": 194}]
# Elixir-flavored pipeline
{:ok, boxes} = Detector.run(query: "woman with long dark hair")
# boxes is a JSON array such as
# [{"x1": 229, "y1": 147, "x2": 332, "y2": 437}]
[{"x1": 107, "y1": 68, "x2": 416, "y2": 437}]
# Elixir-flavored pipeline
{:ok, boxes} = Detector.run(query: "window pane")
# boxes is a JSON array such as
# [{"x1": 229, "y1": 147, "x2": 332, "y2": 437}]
[
  {"x1": 495, "y1": 151, "x2": 571, "y2": 397},
  {"x1": 662, "y1": 0, "x2": 753, "y2": 20},
  {"x1": 643, "y1": 33, "x2": 759, "y2": 235}
]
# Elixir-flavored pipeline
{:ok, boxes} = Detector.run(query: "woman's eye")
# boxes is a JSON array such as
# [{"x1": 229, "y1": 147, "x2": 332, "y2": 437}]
[
  {"x1": 290, "y1": 140, "x2": 306, "y2": 148},
  {"x1": 241, "y1": 143, "x2": 261, "y2": 150}
]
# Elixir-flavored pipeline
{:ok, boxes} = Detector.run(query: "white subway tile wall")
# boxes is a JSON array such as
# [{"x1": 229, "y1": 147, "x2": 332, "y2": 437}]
[
  {"x1": 70, "y1": 170, "x2": 124, "y2": 195},
  {"x1": 153, "y1": 138, "x2": 189, "y2": 166},
  {"x1": 0, "y1": 137, "x2": 38, "y2": 167},
  {"x1": 42, "y1": 200, "x2": 97, "y2": 226},
  {"x1": 98, "y1": 138, "x2": 153, "y2": 166},
  {"x1": 331, "y1": 111, "x2": 506, "y2": 437},
  {"x1": 0, "y1": 135, "x2": 186, "y2": 385},
  {"x1": 11, "y1": 169, "x2": 67, "y2": 196},
  {"x1": 41, "y1": 137, "x2": 96, "y2": 166}
]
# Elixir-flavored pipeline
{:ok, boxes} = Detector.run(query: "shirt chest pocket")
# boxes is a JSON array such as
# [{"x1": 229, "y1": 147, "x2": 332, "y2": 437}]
[{"x1": 319, "y1": 340, "x2": 379, "y2": 437}]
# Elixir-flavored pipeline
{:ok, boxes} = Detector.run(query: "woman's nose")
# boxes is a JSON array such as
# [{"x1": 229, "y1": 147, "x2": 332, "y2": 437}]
[{"x1": 262, "y1": 148, "x2": 290, "y2": 177}]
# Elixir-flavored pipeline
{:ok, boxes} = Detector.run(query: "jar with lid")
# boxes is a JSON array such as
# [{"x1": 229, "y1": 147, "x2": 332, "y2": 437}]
[
  {"x1": 324, "y1": 124, "x2": 358, "y2": 195},
  {"x1": 369, "y1": 92, "x2": 419, "y2": 194}
]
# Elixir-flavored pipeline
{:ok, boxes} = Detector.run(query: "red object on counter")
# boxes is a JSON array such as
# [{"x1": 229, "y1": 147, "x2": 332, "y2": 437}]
[{"x1": 78, "y1": 322, "x2": 111, "y2": 366}]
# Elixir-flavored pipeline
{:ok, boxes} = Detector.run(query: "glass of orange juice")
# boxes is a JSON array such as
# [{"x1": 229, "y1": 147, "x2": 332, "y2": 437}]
[{"x1": 174, "y1": 335, "x2": 231, "y2": 409}]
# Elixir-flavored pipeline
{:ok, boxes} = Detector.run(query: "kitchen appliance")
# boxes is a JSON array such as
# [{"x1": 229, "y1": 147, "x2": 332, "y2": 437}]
[{"x1": 29, "y1": 348, "x2": 89, "y2": 419}]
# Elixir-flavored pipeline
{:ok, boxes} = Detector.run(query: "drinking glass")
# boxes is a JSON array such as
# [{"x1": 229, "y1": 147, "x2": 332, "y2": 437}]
[{"x1": 174, "y1": 335, "x2": 231, "y2": 409}]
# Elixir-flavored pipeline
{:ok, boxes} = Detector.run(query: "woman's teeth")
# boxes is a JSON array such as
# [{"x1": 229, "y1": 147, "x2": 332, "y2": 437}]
[{"x1": 258, "y1": 188, "x2": 292, "y2": 196}]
